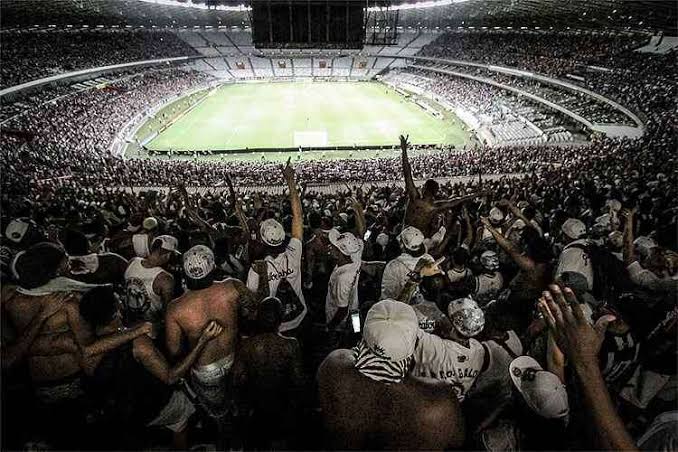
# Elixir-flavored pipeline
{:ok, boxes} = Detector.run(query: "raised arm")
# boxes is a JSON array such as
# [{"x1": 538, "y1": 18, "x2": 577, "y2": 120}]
[
  {"x1": 400, "y1": 135, "x2": 418, "y2": 200},
  {"x1": 462, "y1": 205, "x2": 474, "y2": 248},
  {"x1": 225, "y1": 174, "x2": 250, "y2": 235},
  {"x1": 538, "y1": 285, "x2": 636, "y2": 451},
  {"x1": 134, "y1": 321, "x2": 223, "y2": 385},
  {"x1": 281, "y1": 158, "x2": 303, "y2": 240},
  {"x1": 350, "y1": 197, "x2": 367, "y2": 238},
  {"x1": 622, "y1": 207, "x2": 636, "y2": 267},
  {"x1": 179, "y1": 185, "x2": 217, "y2": 234},
  {"x1": 433, "y1": 192, "x2": 481, "y2": 212},
  {"x1": 481, "y1": 217, "x2": 536, "y2": 273}
]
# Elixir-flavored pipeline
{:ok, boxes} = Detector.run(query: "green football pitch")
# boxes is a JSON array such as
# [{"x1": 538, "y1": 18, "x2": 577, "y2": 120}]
[{"x1": 140, "y1": 81, "x2": 470, "y2": 161}]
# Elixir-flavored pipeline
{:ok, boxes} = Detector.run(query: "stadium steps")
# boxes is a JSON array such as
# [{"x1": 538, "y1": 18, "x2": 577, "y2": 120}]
[{"x1": 223, "y1": 32, "x2": 243, "y2": 55}]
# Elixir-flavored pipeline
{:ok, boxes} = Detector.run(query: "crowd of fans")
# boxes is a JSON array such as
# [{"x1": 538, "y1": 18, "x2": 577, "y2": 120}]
[
  {"x1": 0, "y1": 30, "x2": 197, "y2": 89},
  {"x1": 1, "y1": 28, "x2": 677, "y2": 451}
]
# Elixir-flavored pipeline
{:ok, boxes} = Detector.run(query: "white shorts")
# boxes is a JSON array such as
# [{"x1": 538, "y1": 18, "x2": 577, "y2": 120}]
[{"x1": 147, "y1": 390, "x2": 196, "y2": 433}]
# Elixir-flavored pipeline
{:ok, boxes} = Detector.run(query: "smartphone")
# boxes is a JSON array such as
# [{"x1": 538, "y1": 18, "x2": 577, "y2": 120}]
[{"x1": 351, "y1": 311, "x2": 361, "y2": 333}]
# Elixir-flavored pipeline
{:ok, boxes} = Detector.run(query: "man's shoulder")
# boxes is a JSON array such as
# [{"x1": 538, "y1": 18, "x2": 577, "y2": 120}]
[{"x1": 318, "y1": 349, "x2": 355, "y2": 379}]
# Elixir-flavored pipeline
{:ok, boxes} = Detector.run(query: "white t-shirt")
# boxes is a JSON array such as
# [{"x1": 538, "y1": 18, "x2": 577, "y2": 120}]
[
  {"x1": 325, "y1": 260, "x2": 362, "y2": 330},
  {"x1": 411, "y1": 330, "x2": 486, "y2": 401},
  {"x1": 474, "y1": 272, "x2": 504, "y2": 305},
  {"x1": 381, "y1": 253, "x2": 432, "y2": 301},
  {"x1": 247, "y1": 237, "x2": 306, "y2": 332},
  {"x1": 555, "y1": 239, "x2": 594, "y2": 290}
]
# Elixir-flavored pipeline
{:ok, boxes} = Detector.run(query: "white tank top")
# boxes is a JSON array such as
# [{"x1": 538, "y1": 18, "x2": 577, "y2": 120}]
[
  {"x1": 412, "y1": 332, "x2": 485, "y2": 401},
  {"x1": 475, "y1": 272, "x2": 504, "y2": 304},
  {"x1": 124, "y1": 258, "x2": 167, "y2": 322}
]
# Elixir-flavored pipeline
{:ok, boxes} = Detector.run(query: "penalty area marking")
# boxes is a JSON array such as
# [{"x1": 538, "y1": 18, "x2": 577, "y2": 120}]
[{"x1": 294, "y1": 131, "x2": 328, "y2": 148}]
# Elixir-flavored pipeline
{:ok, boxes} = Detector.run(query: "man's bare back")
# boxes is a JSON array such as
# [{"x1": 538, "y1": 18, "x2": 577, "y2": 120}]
[
  {"x1": 4, "y1": 291, "x2": 80, "y2": 381},
  {"x1": 405, "y1": 198, "x2": 438, "y2": 237},
  {"x1": 318, "y1": 349, "x2": 465, "y2": 450},
  {"x1": 165, "y1": 280, "x2": 239, "y2": 366}
]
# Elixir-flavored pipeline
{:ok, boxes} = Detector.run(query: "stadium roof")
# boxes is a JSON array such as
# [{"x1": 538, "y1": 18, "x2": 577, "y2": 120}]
[{"x1": 1, "y1": 0, "x2": 675, "y2": 33}]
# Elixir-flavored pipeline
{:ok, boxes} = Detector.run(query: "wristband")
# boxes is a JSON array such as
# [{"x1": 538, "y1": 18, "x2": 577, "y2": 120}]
[{"x1": 407, "y1": 271, "x2": 422, "y2": 283}]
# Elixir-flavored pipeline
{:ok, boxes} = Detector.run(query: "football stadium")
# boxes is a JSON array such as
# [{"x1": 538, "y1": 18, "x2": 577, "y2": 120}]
[
  {"x1": 1, "y1": 0, "x2": 677, "y2": 450},
  {"x1": 138, "y1": 81, "x2": 470, "y2": 160}
]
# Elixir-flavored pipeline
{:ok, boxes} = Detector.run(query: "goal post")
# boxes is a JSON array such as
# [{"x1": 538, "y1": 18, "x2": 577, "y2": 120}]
[{"x1": 294, "y1": 131, "x2": 328, "y2": 148}]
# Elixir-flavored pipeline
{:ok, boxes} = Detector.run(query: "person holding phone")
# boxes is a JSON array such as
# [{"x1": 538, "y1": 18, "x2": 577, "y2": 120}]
[{"x1": 325, "y1": 228, "x2": 364, "y2": 349}]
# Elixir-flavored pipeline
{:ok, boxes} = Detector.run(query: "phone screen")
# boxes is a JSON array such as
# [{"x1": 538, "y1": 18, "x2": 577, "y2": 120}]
[{"x1": 351, "y1": 312, "x2": 361, "y2": 333}]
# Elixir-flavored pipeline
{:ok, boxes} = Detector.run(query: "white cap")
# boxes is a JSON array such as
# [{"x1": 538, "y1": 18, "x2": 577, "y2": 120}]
[
  {"x1": 142, "y1": 217, "x2": 158, "y2": 231},
  {"x1": 605, "y1": 199, "x2": 622, "y2": 212},
  {"x1": 328, "y1": 229, "x2": 363, "y2": 262},
  {"x1": 5, "y1": 219, "x2": 29, "y2": 243},
  {"x1": 608, "y1": 231, "x2": 623, "y2": 248},
  {"x1": 447, "y1": 297, "x2": 485, "y2": 337},
  {"x1": 151, "y1": 235, "x2": 178, "y2": 253},
  {"x1": 489, "y1": 207, "x2": 504, "y2": 222},
  {"x1": 512, "y1": 219, "x2": 526, "y2": 230},
  {"x1": 510, "y1": 356, "x2": 569, "y2": 419},
  {"x1": 480, "y1": 250, "x2": 499, "y2": 271},
  {"x1": 398, "y1": 226, "x2": 426, "y2": 253},
  {"x1": 259, "y1": 218, "x2": 286, "y2": 247},
  {"x1": 338, "y1": 212, "x2": 349, "y2": 224},
  {"x1": 561, "y1": 218, "x2": 586, "y2": 240},
  {"x1": 363, "y1": 300, "x2": 418, "y2": 362},
  {"x1": 634, "y1": 236, "x2": 658, "y2": 259},
  {"x1": 183, "y1": 245, "x2": 215, "y2": 279}
]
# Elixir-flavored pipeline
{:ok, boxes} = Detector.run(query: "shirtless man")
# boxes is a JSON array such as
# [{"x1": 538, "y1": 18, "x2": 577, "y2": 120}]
[
  {"x1": 232, "y1": 297, "x2": 306, "y2": 449},
  {"x1": 317, "y1": 300, "x2": 464, "y2": 450},
  {"x1": 400, "y1": 135, "x2": 480, "y2": 238},
  {"x1": 165, "y1": 245, "x2": 253, "y2": 421},
  {"x1": 4, "y1": 243, "x2": 151, "y2": 444}
]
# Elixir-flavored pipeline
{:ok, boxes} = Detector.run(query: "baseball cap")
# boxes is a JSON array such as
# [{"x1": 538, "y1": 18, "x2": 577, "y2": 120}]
[
  {"x1": 511, "y1": 219, "x2": 526, "y2": 230},
  {"x1": 328, "y1": 228, "x2": 363, "y2": 262},
  {"x1": 259, "y1": 218, "x2": 286, "y2": 247},
  {"x1": 509, "y1": 356, "x2": 569, "y2": 419},
  {"x1": 142, "y1": 217, "x2": 159, "y2": 231},
  {"x1": 634, "y1": 236, "x2": 658, "y2": 260},
  {"x1": 5, "y1": 219, "x2": 30, "y2": 243},
  {"x1": 605, "y1": 199, "x2": 622, "y2": 212},
  {"x1": 151, "y1": 235, "x2": 178, "y2": 253},
  {"x1": 183, "y1": 245, "x2": 215, "y2": 280},
  {"x1": 447, "y1": 297, "x2": 485, "y2": 337},
  {"x1": 397, "y1": 226, "x2": 426, "y2": 253},
  {"x1": 363, "y1": 300, "x2": 419, "y2": 362},
  {"x1": 489, "y1": 207, "x2": 504, "y2": 223},
  {"x1": 561, "y1": 218, "x2": 586, "y2": 240}
]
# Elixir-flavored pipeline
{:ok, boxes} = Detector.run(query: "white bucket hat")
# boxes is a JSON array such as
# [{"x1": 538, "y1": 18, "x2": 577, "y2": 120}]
[
  {"x1": 259, "y1": 218, "x2": 286, "y2": 247},
  {"x1": 183, "y1": 245, "x2": 215, "y2": 280},
  {"x1": 561, "y1": 218, "x2": 586, "y2": 240},
  {"x1": 328, "y1": 229, "x2": 363, "y2": 262},
  {"x1": 447, "y1": 297, "x2": 485, "y2": 337},
  {"x1": 397, "y1": 226, "x2": 426, "y2": 253}
]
